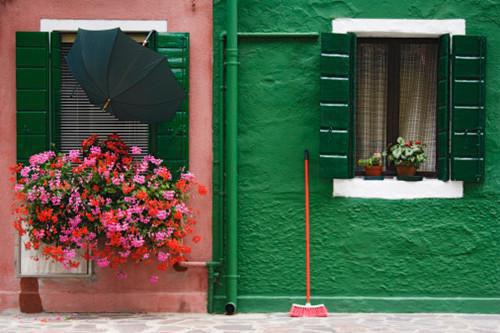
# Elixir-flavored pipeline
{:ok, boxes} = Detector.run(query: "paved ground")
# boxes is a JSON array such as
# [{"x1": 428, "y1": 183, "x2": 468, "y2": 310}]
[{"x1": 0, "y1": 311, "x2": 499, "y2": 333}]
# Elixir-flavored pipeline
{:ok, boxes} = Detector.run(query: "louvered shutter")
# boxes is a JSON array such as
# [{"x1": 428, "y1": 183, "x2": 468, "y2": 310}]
[
  {"x1": 16, "y1": 32, "x2": 51, "y2": 164},
  {"x1": 150, "y1": 32, "x2": 190, "y2": 173},
  {"x1": 319, "y1": 33, "x2": 356, "y2": 179},
  {"x1": 437, "y1": 34, "x2": 450, "y2": 181},
  {"x1": 451, "y1": 36, "x2": 486, "y2": 182}
]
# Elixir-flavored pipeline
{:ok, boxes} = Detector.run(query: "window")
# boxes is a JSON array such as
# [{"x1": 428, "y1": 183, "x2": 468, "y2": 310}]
[
  {"x1": 59, "y1": 34, "x2": 150, "y2": 155},
  {"x1": 16, "y1": 31, "x2": 189, "y2": 170},
  {"x1": 319, "y1": 29, "x2": 486, "y2": 183},
  {"x1": 15, "y1": 29, "x2": 190, "y2": 276},
  {"x1": 356, "y1": 38, "x2": 438, "y2": 176}
]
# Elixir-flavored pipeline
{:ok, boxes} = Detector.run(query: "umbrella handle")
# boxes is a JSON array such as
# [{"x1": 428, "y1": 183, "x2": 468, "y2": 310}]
[
  {"x1": 102, "y1": 98, "x2": 111, "y2": 111},
  {"x1": 142, "y1": 30, "x2": 154, "y2": 47}
]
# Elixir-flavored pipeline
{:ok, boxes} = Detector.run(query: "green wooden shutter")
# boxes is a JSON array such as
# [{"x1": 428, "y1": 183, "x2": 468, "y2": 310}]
[
  {"x1": 150, "y1": 32, "x2": 190, "y2": 173},
  {"x1": 319, "y1": 33, "x2": 356, "y2": 179},
  {"x1": 451, "y1": 35, "x2": 486, "y2": 182},
  {"x1": 437, "y1": 34, "x2": 450, "y2": 181},
  {"x1": 16, "y1": 32, "x2": 51, "y2": 164}
]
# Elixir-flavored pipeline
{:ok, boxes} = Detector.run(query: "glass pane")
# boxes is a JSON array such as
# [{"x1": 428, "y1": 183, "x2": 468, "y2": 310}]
[
  {"x1": 399, "y1": 43, "x2": 438, "y2": 172},
  {"x1": 356, "y1": 43, "x2": 388, "y2": 169}
]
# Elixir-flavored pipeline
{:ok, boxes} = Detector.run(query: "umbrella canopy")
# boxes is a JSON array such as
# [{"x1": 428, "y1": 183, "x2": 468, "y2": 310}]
[{"x1": 66, "y1": 28, "x2": 185, "y2": 124}]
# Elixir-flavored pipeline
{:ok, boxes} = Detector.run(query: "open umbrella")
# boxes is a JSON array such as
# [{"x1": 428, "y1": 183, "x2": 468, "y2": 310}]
[{"x1": 65, "y1": 28, "x2": 185, "y2": 124}]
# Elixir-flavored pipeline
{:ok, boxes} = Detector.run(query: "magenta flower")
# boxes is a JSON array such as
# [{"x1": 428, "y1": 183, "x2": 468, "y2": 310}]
[
  {"x1": 20, "y1": 167, "x2": 30, "y2": 178},
  {"x1": 157, "y1": 251, "x2": 169, "y2": 262},
  {"x1": 97, "y1": 258, "x2": 110, "y2": 268},
  {"x1": 133, "y1": 174, "x2": 145, "y2": 184},
  {"x1": 181, "y1": 171, "x2": 195, "y2": 181},
  {"x1": 117, "y1": 271, "x2": 128, "y2": 280},
  {"x1": 162, "y1": 190, "x2": 175, "y2": 200},
  {"x1": 131, "y1": 237, "x2": 145, "y2": 248},
  {"x1": 130, "y1": 146, "x2": 142, "y2": 155},
  {"x1": 69, "y1": 150, "x2": 80, "y2": 160},
  {"x1": 149, "y1": 275, "x2": 159, "y2": 284},
  {"x1": 156, "y1": 210, "x2": 167, "y2": 220},
  {"x1": 51, "y1": 196, "x2": 61, "y2": 206},
  {"x1": 90, "y1": 146, "x2": 102, "y2": 155}
]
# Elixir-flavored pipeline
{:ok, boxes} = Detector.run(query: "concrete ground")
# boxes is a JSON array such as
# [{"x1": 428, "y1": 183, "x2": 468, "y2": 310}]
[{"x1": 0, "y1": 311, "x2": 499, "y2": 333}]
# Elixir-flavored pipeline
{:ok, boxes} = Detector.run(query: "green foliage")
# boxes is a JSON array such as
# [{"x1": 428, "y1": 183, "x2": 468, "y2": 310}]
[
  {"x1": 358, "y1": 152, "x2": 384, "y2": 167},
  {"x1": 387, "y1": 137, "x2": 427, "y2": 168}
]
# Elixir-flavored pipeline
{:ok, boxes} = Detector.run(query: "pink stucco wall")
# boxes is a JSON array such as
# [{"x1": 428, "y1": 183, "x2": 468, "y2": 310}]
[{"x1": 0, "y1": 0, "x2": 213, "y2": 312}]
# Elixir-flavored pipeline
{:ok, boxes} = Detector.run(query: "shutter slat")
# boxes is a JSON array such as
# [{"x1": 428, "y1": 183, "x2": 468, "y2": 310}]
[
  {"x1": 319, "y1": 33, "x2": 355, "y2": 179},
  {"x1": 451, "y1": 35, "x2": 486, "y2": 182}
]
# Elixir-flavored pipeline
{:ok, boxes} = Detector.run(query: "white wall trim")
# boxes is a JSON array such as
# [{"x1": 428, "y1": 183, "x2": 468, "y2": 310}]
[
  {"x1": 333, "y1": 178, "x2": 463, "y2": 200},
  {"x1": 332, "y1": 18, "x2": 465, "y2": 37},
  {"x1": 40, "y1": 19, "x2": 167, "y2": 32}
]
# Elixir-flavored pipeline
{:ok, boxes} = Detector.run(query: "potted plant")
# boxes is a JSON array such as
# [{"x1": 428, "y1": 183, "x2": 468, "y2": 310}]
[
  {"x1": 358, "y1": 152, "x2": 384, "y2": 176},
  {"x1": 11, "y1": 134, "x2": 206, "y2": 283},
  {"x1": 387, "y1": 137, "x2": 427, "y2": 176}
]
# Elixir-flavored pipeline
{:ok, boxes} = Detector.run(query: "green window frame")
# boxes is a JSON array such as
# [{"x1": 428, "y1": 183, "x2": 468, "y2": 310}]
[{"x1": 319, "y1": 33, "x2": 486, "y2": 183}]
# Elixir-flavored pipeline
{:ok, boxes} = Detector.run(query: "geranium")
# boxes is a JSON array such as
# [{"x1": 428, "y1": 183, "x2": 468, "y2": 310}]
[
  {"x1": 387, "y1": 137, "x2": 427, "y2": 168},
  {"x1": 12, "y1": 134, "x2": 204, "y2": 282}
]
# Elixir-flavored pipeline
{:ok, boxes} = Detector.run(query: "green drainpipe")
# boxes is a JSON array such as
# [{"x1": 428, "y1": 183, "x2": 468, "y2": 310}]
[{"x1": 225, "y1": 0, "x2": 238, "y2": 315}]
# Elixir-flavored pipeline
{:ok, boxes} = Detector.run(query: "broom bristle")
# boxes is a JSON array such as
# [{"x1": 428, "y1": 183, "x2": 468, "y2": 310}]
[{"x1": 289, "y1": 303, "x2": 328, "y2": 317}]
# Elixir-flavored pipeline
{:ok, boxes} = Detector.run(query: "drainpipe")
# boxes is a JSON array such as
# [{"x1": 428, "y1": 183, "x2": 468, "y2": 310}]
[{"x1": 225, "y1": 0, "x2": 239, "y2": 315}]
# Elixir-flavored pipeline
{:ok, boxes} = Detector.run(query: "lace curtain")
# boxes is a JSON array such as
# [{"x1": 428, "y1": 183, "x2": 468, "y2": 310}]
[{"x1": 356, "y1": 41, "x2": 437, "y2": 173}]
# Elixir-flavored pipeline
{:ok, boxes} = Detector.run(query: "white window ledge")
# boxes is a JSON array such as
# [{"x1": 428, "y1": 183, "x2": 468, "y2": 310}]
[
  {"x1": 332, "y1": 18, "x2": 465, "y2": 37},
  {"x1": 333, "y1": 178, "x2": 463, "y2": 199}
]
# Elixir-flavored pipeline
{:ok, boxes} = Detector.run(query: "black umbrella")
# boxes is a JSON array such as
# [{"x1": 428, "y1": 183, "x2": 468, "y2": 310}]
[{"x1": 66, "y1": 28, "x2": 185, "y2": 124}]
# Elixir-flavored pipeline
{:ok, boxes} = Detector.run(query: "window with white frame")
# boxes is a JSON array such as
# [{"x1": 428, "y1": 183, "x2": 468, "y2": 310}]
[{"x1": 319, "y1": 19, "x2": 486, "y2": 199}]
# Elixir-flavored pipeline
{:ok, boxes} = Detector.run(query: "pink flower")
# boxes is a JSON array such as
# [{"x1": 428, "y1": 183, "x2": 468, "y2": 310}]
[
  {"x1": 97, "y1": 258, "x2": 110, "y2": 268},
  {"x1": 149, "y1": 275, "x2": 159, "y2": 284},
  {"x1": 90, "y1": 146, "x2": 101, "y2": 155},
  {"x1": 14, "y1": 184, "x2": 24, "y2": 192},
  {"x1": 117, "y1": 271, "x2": 128, "y2": 280},
  {"x1": 162, "y1": 191, "x2": 175, "y2": 200},
  {"x1": 131, "y1": 237, "x2": 144, "y2": 248},
  {"x1": 69, "y1": 150, "x2": 80, "y2": 160},
  {"x1": 157, "y1": 251, "x2": 169, "y2": 262},
  {"x1": 156, "y1": 210, "x2": 167, "y2": 220},
  {"x1": 130, "y1": 146, "x2": 142, "y2": 155},
  {"x1": 133, "y1": 174, "x2": 145, "y2": 184},
  {"x1": 181, "y1": 171, "x2": 195, "y2": 181},
  {"x1": 51, "y1": 196, "x2": 61, "y2": 206},
  {"x1": 20, "y1": 167, "x2": 30, "y2": 178}
]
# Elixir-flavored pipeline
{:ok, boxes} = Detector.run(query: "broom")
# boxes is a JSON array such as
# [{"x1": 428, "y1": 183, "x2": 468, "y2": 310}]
[{"x1": 289, "y1": 150, "x2": 328, "y2": 317}]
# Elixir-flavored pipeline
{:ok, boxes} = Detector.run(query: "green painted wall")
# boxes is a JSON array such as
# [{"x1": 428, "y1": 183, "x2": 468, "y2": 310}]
[{"x1": 212, "y1": 0, "x2": 500, "y2": 313}]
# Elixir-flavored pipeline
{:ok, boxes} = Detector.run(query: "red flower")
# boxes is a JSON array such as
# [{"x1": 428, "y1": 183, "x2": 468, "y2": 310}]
[
  {"x1": 198, "y1": 185, "x2": 208, "y2": 196},
  {"x1": 192, "y1": 235, "x2": 201, "y2": 243}
]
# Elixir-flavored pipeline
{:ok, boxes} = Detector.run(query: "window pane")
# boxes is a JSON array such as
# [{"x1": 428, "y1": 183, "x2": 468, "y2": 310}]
[
  {"x1": 356, "y1": 43, "x2": 388, "y2": 167},
  {"x1": 60, "y1": 43, "x2": 150, "y2": 154},
  {"x1": 399, "y1": 43, "x2": 438, "y2": 172}
]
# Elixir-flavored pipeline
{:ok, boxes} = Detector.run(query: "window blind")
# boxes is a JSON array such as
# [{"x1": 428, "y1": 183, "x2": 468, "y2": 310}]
[{"x1": 59, "y1": 43, "x2": 150, "y2": 154}]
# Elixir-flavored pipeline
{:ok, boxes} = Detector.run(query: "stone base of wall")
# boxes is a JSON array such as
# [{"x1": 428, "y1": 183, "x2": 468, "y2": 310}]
[{"x1": 213, "y1": 295, "x2": 500, "y2": 314}]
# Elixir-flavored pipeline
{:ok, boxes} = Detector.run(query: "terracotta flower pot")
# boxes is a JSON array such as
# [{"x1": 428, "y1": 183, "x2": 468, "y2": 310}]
[
  {"x1": 364, "y1": 165, "x2": 383, "y2": 176},
  {"x1": 396, "y1": 165, "x2": 417, "y2": 176}
]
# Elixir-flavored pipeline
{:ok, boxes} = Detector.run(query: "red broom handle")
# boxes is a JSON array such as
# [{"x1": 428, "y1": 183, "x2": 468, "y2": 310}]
[{"x1": 304, "y1": 150, "x2": 311, "y2": 304}]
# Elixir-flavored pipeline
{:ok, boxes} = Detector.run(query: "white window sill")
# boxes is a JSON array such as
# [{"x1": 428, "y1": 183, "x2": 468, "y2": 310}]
[{"x1": 333, "y1": 177, "x2": 463, "y2": 199}]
